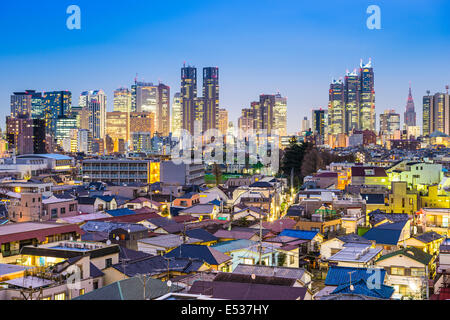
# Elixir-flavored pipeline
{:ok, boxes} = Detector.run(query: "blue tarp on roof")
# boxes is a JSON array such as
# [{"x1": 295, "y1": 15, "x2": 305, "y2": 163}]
[
  {"x1": 325, "y1": 266, "x2": 387, "y2": 286},
  {"x1": 279, "y1": 229, "x2": 319, "y2": 240}
]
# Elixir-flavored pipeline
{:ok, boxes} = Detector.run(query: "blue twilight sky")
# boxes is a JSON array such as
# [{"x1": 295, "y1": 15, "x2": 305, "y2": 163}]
[{"x1": 0, "y1": 0, "x2": 449, "y2": 133}]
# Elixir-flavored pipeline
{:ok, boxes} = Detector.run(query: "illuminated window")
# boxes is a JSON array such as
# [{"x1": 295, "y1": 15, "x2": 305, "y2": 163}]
[
  {"x1": 54, "y1": 292, "x2": 66, "y2": 300},
  {"x1": 391, "y1": 267, "x2": 405, "y2": 275}
]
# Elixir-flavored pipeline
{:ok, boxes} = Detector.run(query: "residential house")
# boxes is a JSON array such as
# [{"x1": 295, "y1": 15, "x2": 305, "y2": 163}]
[
  {"x1": 327, "y1": 244, "x2": 383, "y2": 268},
  {"x1": 0, "y1": 222, "x2": 85, "y2": 264},
  {"x1": 137, "y1": 234, "x2": 204, "y2": 256},
  {"x1": 350, "y1": 166, "x2": 389, "y2": 187},
  {"x1": 375, "y1": 247, "x2": 435, "y2": 299},
  {"x1": 279, "y1": 229, "x2": 323, "y2": 253},
  {"x1": 320, "y1": 233, "x2": 372, "y2": 260},
  {"x1": 178, "y1": 204, "x2": 219, "y2": 220},
  {"x1": 416, "y1": 208, "x2": 450, "y2": 237},
  {"x1": 405, "y1": 232, "x2": 445, "y2": 257},
  {"x1": 362, "y1": 221, "x2": 411, "y2": 252},
  {"x1": 420, "y1": 185, "x2": 450, "y2": 209}
]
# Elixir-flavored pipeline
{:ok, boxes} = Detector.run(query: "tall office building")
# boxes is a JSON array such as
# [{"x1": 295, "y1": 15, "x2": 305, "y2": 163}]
[
  {"x1": 113, "y1": 88, "x2": 132, "y2": 113},
  {"x1": 106, "y1": 112, "x2": 130, "y2": 149},
  {"x1": 6, "y1": 117, "x2": 46, "y2": 155},
  {"x1": 218, "y1": 108, "x2": 229, "y2": 134},
  {"x1": 301, "y1": 117, "x2": 310, "y2": 133},
  {"x1": 312, "y1": 109, "x2": 327, "y2": 143},
  {"x1": 344, "y1": 70, "x2": 360, "y2": 133},
  {"x1": 42, "y1": 91, "x2": 72, "y2": 136},
  {"x1": 181, "y1": 66, "x2": 198, "y2": 134},
  {"x1": 425, "y1": 91, "x2": 450, "y2": 135},
  {"x1": 274, "y1": 93, "x2": 287, "y2": 136},
  {"x1": 202, "y1": 67, "x2": 219, "y2": 131},
  {"x1": 379, "y1": 109, "x2": 400, "y2": 136},
  {"x1": 55, "y1": 117, "x2": 78, "y2": 146},
  {"x1": 157, "y1": 83, "x2": 171, "y2": 136},
  {"x1": 10, "y1": 91, "x2": 33, "y2": 119},
  {"x1": 423, "y1": 91, "x2": 433, "y2": 136},
  {"x1": 404, "y1": 84, "x2": 417, "y2": 128},
  {"x1": 80, "y1": 90, "x2": 107, "y2": 140},
  {"x1": 238, "y1": 108, "x2": 254, "y2": 137},
  {"x1": 328, "y1": 79, "x2": 345, "y2": 135},
  {"x1": 29, "y1": 91, "x2": 45, "y2": 119},
  {"x1": 171, "y1": 92, "x2": 182, "y2": 135},
  {"x1": 251, "y1": 95, "x2": 275, "y2": 134},
  {"x1": 359, "y1": 60, "x2": 376, "y2": 131}
]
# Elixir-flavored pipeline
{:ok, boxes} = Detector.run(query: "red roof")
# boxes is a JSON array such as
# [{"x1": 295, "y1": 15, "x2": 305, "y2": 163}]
[
  {"x1": 351, "y1": 166, "x2": 387, "y2": 177},
  {"x1": 0, "y1": 223, "x2": 85, "y2": 245}
]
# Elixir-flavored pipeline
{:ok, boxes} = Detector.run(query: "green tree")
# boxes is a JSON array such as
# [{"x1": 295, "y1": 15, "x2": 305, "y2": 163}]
[{"x1": 280, "y1": 139, "x2": 312, "y2": 186}]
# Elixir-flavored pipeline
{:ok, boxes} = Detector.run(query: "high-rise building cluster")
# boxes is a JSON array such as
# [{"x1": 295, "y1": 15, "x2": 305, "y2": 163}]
[{"x1": 327, "y1": 59, "x2": 376, "y2": 137}]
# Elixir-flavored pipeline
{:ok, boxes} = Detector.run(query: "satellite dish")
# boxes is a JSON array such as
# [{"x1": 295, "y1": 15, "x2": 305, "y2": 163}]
[
  {"x1": 167, "y1": 280, "x2": 172, "y2": 287},
  {"x1": 350, "y1": 285, "x2": 354, "y2": 291},
  {"x1": 106, "y1": 240, "x2": 111, "y2": 245}
]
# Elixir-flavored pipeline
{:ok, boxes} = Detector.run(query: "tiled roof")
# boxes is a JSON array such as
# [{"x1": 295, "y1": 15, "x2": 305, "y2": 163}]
[
  {"x1": 164, "y1": 244, "x2": 231, "y2": 266},
  {"x1": 105, "y1": 208, "x2": 136, "y2": 217},
  {"x1": 89, "y1": 262, "x2": 104, "y2": 278},
  {"x1": 331, "y1": 279, "x2": 394, "y2": 299},
  {"x1": 213, "y1": 272, "x2": 296, "y2": 286},
  {"x1": 414, "y1": 231, "x2": 444, "y2": 244},
  {"x1": 376, "y1": 247, "x2": 433, "y2": 265},
  {"x1": 185, "y1": 228, "x2": 218, "y2": 242},
  {"x1": 233, "y1": 264, "x2": 307, "y2": 280},
  {"x1": 362, "y1": 222, "x2": 407, "y2": 245},
  {"x1": 189, "y1": 281, "x2": 308, "y2": 300}
]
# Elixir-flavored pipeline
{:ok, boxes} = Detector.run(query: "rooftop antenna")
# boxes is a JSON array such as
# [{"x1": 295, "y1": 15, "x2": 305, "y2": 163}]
[{"x1": 348, "y1": 270, "x2": 356, "y2": 291}]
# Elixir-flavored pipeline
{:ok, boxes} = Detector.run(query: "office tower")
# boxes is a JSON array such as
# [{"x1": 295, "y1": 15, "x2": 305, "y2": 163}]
[
  {"x1": 359, "y1": 60, "x2": 376, "y2": 131},
  {"x1": 181, "y1": 66, "x2": 198, "y2": 134},
  {"x1": 113, "y1": 88, "x2": 132, "y2": 113},
  {"x1": 171, "y1": 92, "x2": 182, "y2": 135},
  {"x1": 131, "y1": 132, "x2": 152, "y2": 153},
  {"x1": 312, "y1": 109, "x2": 326, "y2": 142},
  {"x1": 55, "y1": 116, "x2": 78, "y2": 146},
  {"x1": 274, "y1": 93, "x2": 287, "y2": 136},
  {"x1": 423, "y1": 91, "x2": 432, "y2": 136},
  {"x1": 328, "y1": 79, "x2": 345, "y2": 135},
  {"x1": 202, "y1": 67, "x2": 219, "y2": 131},
  {"x1": 80, "y1": 90, "x2": 107, "y2": 140},
  {"x1": 157, "y1": 83, "x2": 171, "y2": 136},
  {"x1": 77, "y1": 129, "x2": 93, "y2": 154},
  {"x1": 238, "y1": 108, "x2": 254, "y2": 137},
  {"x1": 301, "y1": 117, "x2": 310, "y2": 133},
  {"x1": 404, "y1": 84, "x2": 416, "y2": 128},
  {"x1": 251, "y1": 95, "x2": 275, "y2": 134},
  {"x1": 218, "y1": 108, "x2": 228, "y2": 134},
  {"x1": 130, "y1": 112, "x2": 155, "y2": 136},
  {"x1": 106, "y1": 112, "x2": 130, "y2": 150},
  {"x1": 42, "y1": 91, "x2": 72, "y2": 135},
  {"x1": 380, "y1": 110, "x2": 400, "y2": 136},
  {"x1": 429, "y1": 92, "x2": 450, "y2": 135},
  {"x1": 344, "y1": 70, "x2": 360, "y2": 133},
  {"x1": 6, "y1": 117, "x2": 46, "y2": 155},
  {"x1": 10, "y1": 91, "x2": 33, "y2": 118},
  {"x1": 29, "y1": 91, "x2": 45, "y2": 119}
]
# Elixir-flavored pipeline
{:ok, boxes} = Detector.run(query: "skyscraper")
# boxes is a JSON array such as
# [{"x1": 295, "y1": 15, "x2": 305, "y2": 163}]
[
  {"x1": 380, "y1": 109, "x2": 400, "y2": 136},
  {"x1": 328, "y1": 79, "x2": 345, "y2": 135},
  {"x1": 344, "y1": 70, "x2": 360, "y2": 133},
  {"x1": 43, "y1": 91, "x2": 72, "y2": 136},
  {"x1": 274, "y1": 93, "x2": 287, "y2": 136},
  {"x1": 404, "y1": 84, "x2": 417, "y2": 127},
  {"x1": 251, "y1": 95, "x2": 275, "y2": 134},
  {"x1": 181, "y1": 66, "x2": 197, "y2": 134},
  {"x1": 203, "y1": 67, "x2": 219, "y2": 131},
  {"x1": 422, "y1": 91, "x2": 433, "y2": 136},
  {"x1": 113, "y1": 88, "x2": 132, "y2": 113},
  {"x1": 157, "y1": 83, "x2": 171, "y2": 136},
  {"x1": 218, "y1": 108, "x2": 229, "y2": 134},
  {"x1": 6, "y1": 117, "x2": 46, "y2": 155},
  {"x1": 80, "y1": 90, "x2": 107, "y2": 140},
  {"x1": 10, "y1": 91, "x2": 32, "y2": 119},
  {"x1": 301, "y1": 116, "x2": 310, "y2": 133},
  {"x1": 171, "y1": 92, "x2": 182, "y2": 135},
  {"x1": 429, "y1": 91, "x2": 450, "y2": 135},
  {"x1": 312, "y1": 109, "x2": 326, "y2": 143},
  {"x1": 359, "y1": 60, "x2": 376, "y2": 131}
]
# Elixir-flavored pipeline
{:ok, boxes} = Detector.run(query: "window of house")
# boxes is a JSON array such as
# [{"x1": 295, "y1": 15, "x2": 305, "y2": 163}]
[
  {"x1": 105, "y1": 258, "x2": 113, "y2": 268},
  {"x1": 93, "y1": 281, "x2": 99, "y2": 290},
  {"x1": 79, "y1": 289, "x2": 85, "y2": 296},
  {"x1": 391, "y1": 267, "x2": 405, "y2": 275},
  {"x1": 61, "y1": 207, "x2": 66, "y2": 215},
  {"x1": 289, "y1": 255, "x2": 295, "y2": 265},
  {"x1": 411, "y1": 268, "x2": 426, "y2": 277},
  {"x1": 241, "y1": 257, "x2": 254, "y2": 265},
  {"x1": 54, "y1": 292, "x2": 66, "y2": 300}
]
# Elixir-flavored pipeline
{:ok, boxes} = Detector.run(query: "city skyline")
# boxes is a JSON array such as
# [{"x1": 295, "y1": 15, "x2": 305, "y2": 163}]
[{"x1": 1, "y1": 1, "x2": 450, "y2": 133}]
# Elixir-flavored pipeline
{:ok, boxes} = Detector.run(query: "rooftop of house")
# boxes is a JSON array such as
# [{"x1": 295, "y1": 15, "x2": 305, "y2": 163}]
[
  {"x1": 328, "y1": 245, "x2": 382, "y2": 263},
  {"x1": 105, "y1": 208, "x2": 136, "y2": 217},
  {"x1": 73, "y1": 275, "x2": 182, "y2": 300},
  {"x1": 139, "y1": 234, "x2": 203, "y2": 249},
  {"x1": 164, "y1": 244, "x2": 231, "y2": 266},
  {"x1": 189, "y1": 281, "x2": 309, "y2": 300},
  {"x1": 362, "y1": 221, "x2": 408, "y2": 245},
  {"x1": 324, "y1": 266, "x2": 387, "y2": 286},
  {"x1": 376, "y1": 246, "x2": 433, "y2": 266},
  {"x1": 233, "y1": 264, "x2": 308, "y2": 280},
  {"x1": 279, "y1": 229, "x2": 320, "y2": 241},
  {"x1": 81, "y1": 221, "x2": 148, "y2": 234},
  {"x1": 413, "y1": 231, "x2": 445, "y2": 244}
]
